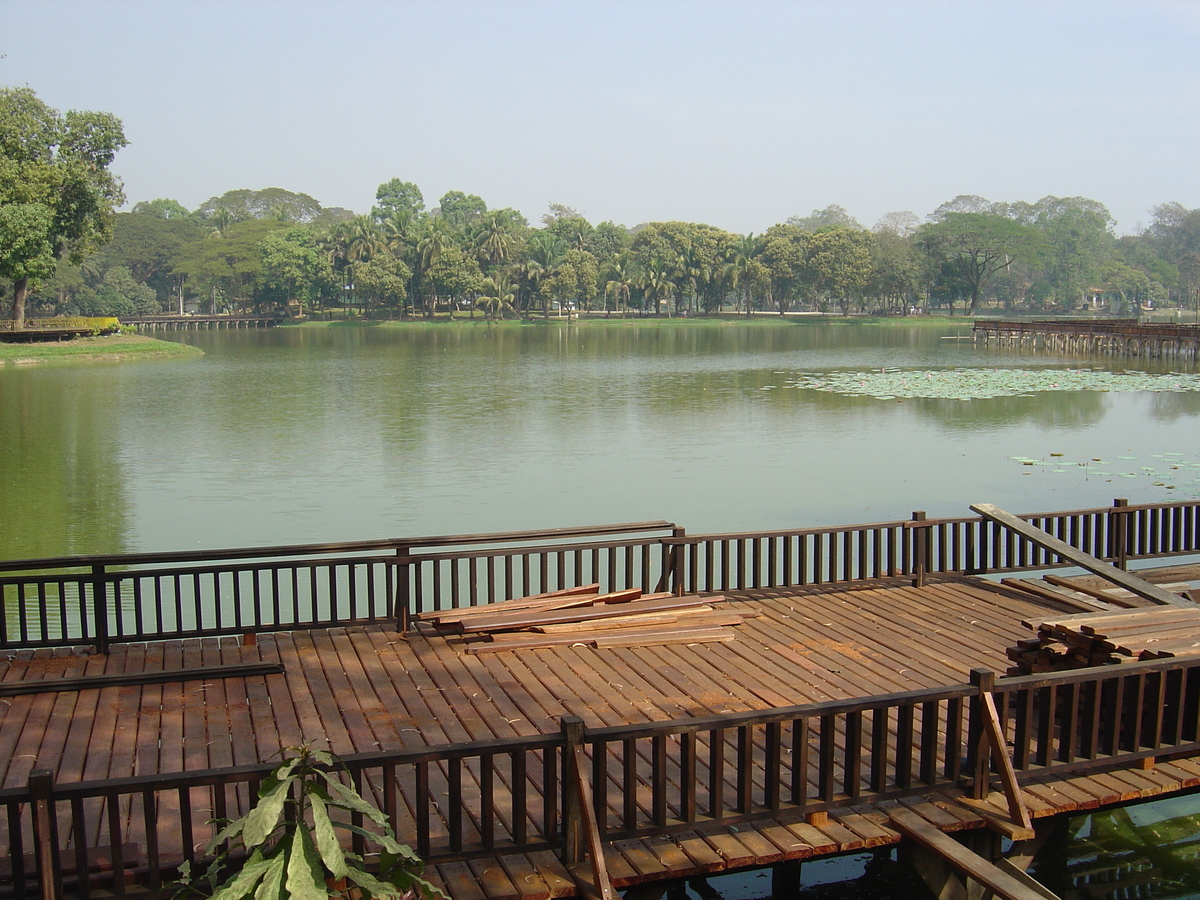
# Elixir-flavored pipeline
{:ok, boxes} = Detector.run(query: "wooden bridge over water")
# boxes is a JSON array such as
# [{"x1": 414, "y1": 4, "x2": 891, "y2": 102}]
[
  {"x1": 973, "y1": 319, "x2": 1200, "y2": 362},
  {"x1": 118, "y1": 315, "x2": 283, "y2": 331},
  {"x1": 3, "y1": 501, "x2": 1200, "y2": 900}
]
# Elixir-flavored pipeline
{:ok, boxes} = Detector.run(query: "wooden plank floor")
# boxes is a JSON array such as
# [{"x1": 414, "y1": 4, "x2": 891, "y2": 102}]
[{"x1": 4, "y1": 574, "x2": 1200, "y2": 898}]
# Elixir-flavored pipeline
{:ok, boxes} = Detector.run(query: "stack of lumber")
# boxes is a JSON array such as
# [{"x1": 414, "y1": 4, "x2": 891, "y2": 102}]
[
  {"x1": 415, "y1": 584, "x2": 755, "y2": 654},
  {"x1": 1008, "y1": 606, "x2": 1200, "y2": 675}
]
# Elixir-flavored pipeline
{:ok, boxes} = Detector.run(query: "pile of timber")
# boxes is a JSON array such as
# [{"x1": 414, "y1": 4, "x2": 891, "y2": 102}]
[
  {"x1": 1008, "y1": 606, "x2": 1200, "y2": 675},
  {"x1": 415, "y1": 584, "x2": 754, "y2": 654}
]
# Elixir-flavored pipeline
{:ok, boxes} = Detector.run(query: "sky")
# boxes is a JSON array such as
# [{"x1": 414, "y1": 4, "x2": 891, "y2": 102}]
[{"x1": 3, "y1": 0, "x2": 1198, "y2": 235}]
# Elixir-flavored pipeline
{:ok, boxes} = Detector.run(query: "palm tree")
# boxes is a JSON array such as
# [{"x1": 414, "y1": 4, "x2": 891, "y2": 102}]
[
  {"x1": 725, "y1": 233, "x2": 762, "y2": 317},
  {"x1": 475, "y1": 274, "x2": 517, "y2": 320},
  {"x1": 473, "y1": 211, "x2": 517, "y2": 270},
  {"x1": 526, "y1": 231, "x2": 567, "y2": 318},
  {"x1": 602, "y1": 254, "x2": 636, "y2": 316},
  {"x1": 637, "y1": 255, "x2": 678, "y2": 317},
  {"x1": 416, "y1": 218, "x2": 455, "y2": 316}
]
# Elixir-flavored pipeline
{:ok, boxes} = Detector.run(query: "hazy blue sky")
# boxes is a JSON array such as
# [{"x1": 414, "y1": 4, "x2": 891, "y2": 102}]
[{"x1": 3, "y1": 0, "x2": 1197, "y2": 234}]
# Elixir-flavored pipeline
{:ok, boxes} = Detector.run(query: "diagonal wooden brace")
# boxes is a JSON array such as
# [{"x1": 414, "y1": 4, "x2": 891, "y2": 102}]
[
  {"x1": 970, "y1": 671, "x2": 1032, "y2": 831},
  {"x1": 561, "y1": 717, "x2": 615, "y2": 900}
]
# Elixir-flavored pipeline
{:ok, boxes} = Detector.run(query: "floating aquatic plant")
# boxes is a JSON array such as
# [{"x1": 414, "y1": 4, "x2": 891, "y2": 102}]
[
  {"x1": 1009, "y1": 450, "x2": 1200, "y2": 499},
  {"x1": 783, "y1": 367, "x2": 1200, "y2": 401}
]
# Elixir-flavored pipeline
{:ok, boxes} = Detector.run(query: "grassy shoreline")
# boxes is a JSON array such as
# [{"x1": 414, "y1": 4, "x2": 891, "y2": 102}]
[{"x1": 0, "y1": 334, "x2": 204, "y2": 366}]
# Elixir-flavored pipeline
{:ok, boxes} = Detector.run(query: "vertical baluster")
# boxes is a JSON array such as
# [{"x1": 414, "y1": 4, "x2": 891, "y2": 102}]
[
  {"x1": 415, "y1": 761, "x2": 430, "y2": 858},
  {"x1": 622, "y1": 738, "x2": 638, "y2": 830},
  {"x1": 792, "y1": 718, "x2": 809, "y2": 806},
  {"x1": 870, "y1": 707, "x2": 889, "y2": 794},
  {"x1": 844, "y1": 711, "x2": 862, "y2": 798},
  {"x1": 818, "y1": 714, "x2": 836, "y2": 801},
  {"x1": 919, "y1": 701, "x2": 939, "y2": 785},
  {"x1": 680, "y1": 732, "x2": 697, "y2": 822},
  {"x1": 895, "y1": 705, "x2": 913, "y2": 790},
  {"x1": 652, "y1": 734, "x2": 668, "y2": 825},
  {"x1": 479, "y1": 753, "x2": 494, "y2": 848},
  {"x1": 511, "y1": 752, "x2": 527, "y2": 845},
  {"x1": 709, "y1": 728, "x2": 725, "y2": 819},
  {"x1": 764, "y1": 722, "x2": 781, "y2": 809}
]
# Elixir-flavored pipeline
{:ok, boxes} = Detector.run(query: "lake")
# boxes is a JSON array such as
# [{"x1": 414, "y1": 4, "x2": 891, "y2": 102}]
[
  {"x1": 4, "y1": 320, "x2": 1200, "y2": 563},
  {"x1": 3, "y1": 319, "x2": 1200, "y2": 897}
]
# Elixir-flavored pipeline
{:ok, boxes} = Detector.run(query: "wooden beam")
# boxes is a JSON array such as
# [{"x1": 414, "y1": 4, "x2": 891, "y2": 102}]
[
  {"x1": 889, "y1": 809, "x2": 1062, "y2": 900},
  {"x1": 0, "y1": 662, "x2": 285, "y2": 697},
  {"x1": 971, "y1": 504, "x2": 1193, "y2": 608}
]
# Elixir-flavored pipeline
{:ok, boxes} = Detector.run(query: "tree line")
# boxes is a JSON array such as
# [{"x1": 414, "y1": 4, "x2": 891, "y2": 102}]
[{"x1": 5, "y1": 87, "x2": 1200, "y2": 325}]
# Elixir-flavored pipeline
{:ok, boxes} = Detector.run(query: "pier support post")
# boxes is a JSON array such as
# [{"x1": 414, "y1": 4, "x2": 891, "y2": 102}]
[
  {"x1": 771, "y1": 860, "x2": 802, "y2": 895},
  {"x1": 29, "y1": 769, "x2": 63, "y2": 900},
  {"x1": 1110, "y1": 498, "x2": 1129, "y2": 570},
  {"x1": 911, "y1": 512, "x2": 928, "y2": 587},
  {"x1": 560, "y1": 716, "x2": 614, "y2": 900},
  {"x1": 394, "y1": 546, "x2": 412, "y2": 632}
]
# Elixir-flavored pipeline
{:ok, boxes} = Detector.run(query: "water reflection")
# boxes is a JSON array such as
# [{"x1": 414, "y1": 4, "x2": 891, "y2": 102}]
[
  {"x1": 2, "y1": 323, "x2": 1199, "y2": 558},
  {"x1": 1031, "y1": 796, "x2": 1200, "y2": 899}
]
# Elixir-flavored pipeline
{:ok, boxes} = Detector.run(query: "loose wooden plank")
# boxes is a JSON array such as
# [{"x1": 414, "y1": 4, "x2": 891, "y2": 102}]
[
  {"x1": 888, "y1": 808, "x2": 1058, "y2": 900},
  {"x1": 999, "y1": 578, "x2": 1107, "y2": 613},
  {"x1": 0, "y1": 662, "x2": 285, "y2": 696},
  {"x1": 457, "y1": 594, "x2": 725, "y2": 633},
  {"x1": 971, "y1": 503, "x2": 1194, "y2": 608}
]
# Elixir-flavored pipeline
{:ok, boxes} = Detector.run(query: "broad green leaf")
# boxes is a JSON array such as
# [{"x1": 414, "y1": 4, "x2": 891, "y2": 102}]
[
  {"x1": 253, "y1": 854, "x2": 286, "y2": 900},
  {"x1": 284, "y1": 828, "x2": 329, "y2": 900},
  {"x1": 310, "y1": 791, "x2": 348, "y2": 878},
  {"x1": 321, "y1": 776, "x2": 390, "y2": 828},
  {"x1": 208, "y1": 849, "x2": 274, "y2": 900},
  {"x1": 243, "y1": 772, "x2": 295, "y2": 848}
]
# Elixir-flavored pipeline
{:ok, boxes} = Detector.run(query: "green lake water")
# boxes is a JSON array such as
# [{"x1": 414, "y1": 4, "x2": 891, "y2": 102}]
[
  {"x1": 3, "y1": 320, "x2": 1199, "y2": 896},
  {"x1": 4, "y1": 321, "x2": 1200, "y2": 561}
]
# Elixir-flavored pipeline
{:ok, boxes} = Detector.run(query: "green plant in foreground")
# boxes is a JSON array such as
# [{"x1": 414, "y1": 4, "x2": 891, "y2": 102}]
[{"x1": 176, "y1": 746, "x2": 444, "y2": 900}]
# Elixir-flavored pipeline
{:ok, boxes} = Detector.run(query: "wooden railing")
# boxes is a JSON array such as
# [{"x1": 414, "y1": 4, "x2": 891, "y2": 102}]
[
  {"x1": 0, "y1": 523, "x2": 678, "y2": 651},
  {"x1": 3, "y1": 502, "x2": 1199, "y2": 652},
  {"x1": 5, "y1": 654, "x2": 1200, "y2": 898}
]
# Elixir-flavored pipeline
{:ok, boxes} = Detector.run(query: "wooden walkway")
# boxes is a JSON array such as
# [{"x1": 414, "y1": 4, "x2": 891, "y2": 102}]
[{"x1": 4, "y1": 574, "x2": 1200, "y2": 898}]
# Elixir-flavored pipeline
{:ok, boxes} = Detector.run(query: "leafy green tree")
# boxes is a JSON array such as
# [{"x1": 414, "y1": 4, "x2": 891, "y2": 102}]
[
  {"x1": 75, "y1": 265, "x2": 159, "y2": 316},
  {"x1": 805, "y1": 227, "x2": 875, "y2": 315},
  {"x1": 436, "y1": 190, "x2": 486, "y2": 227},
  {"x1": 176, "y1": 219, "x2": 284, "y2": 313},
  {"x1": 788, "y1": 204, "x2": 862, "y2": 232},
  {"x1": 425, "y1": 247, "x2": 484, "y2": 317},
  {"x1": 0, "y1": 86, "x2": 127, "y2": 327},
  {"x1": 131, "y1": 198, "x2": 190, "y2": 219},
  {"x1": 373, "y1": 178, "x2": 426, "y2": 221},
  {"x1": 759, "y1": 224, "x2": 810, "y2": 314},
  {"x1": 539, "y1": 248, "x2": 598, "y2": 315},
  {"x1": 195, "y1": 188, "x2": 323, "y2": 225},
  {"x1": 867, "y1": 228, "x2": 921, "y2": 313},
  {"x1": 259, "y1": 227, "x2": 333, "y2": 316},
  {"x1": 353, "y1": 253, "x2": 411, "y2": 317},
  {"x1": 917, "y1": 212, "x2": 1044, "y2": 315},
  {"x1": 1023, "y1": 197, "x2": 1114, "y2": 311}
]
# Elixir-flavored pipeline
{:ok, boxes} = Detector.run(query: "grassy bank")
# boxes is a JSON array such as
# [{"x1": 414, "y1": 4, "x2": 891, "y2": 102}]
[{"x1": 0, "y1": 334, "x2": 203, "y2": 367}]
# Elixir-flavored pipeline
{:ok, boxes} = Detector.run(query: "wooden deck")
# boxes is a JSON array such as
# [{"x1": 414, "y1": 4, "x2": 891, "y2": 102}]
[
  {"x1": 6, "y1": 572, "x2": 1200, "y2": 898},
  {"x1": 0, "y1": 575, "x2": 1049, "y2": 787}
]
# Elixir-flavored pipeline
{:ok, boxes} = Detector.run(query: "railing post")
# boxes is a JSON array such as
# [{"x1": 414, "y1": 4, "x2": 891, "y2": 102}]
[
  {"x1": 29, "y1": 769, "x2": 63, "y2": 900},
  {"x1": 394, "y1": 546, "x2": 412, "y2": 632},
  {"x1": 672, "y1": 527, "x2": 686, "y2": 596},
  {"x1": 560, "y1": 716, "x2": 586, "y2": 864},
  {"x1": 1111, "y1": 498, "x2": 1129, "y2": 570},
  {"x1": 90, "y1": 564, "x2": 110, "y2": 655},
  {"x1": 911, "y1": 511, "x2": 928, "y2": 587},
  {"x1": 968, "y1": 669, "x2": 994, "y2": 800}
]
